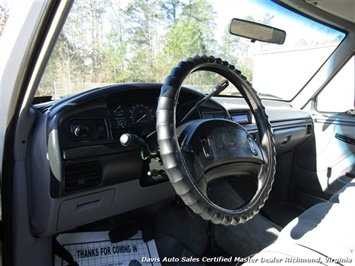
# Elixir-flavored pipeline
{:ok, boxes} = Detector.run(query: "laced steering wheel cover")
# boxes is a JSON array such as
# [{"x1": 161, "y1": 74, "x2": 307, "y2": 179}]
[{"x1": 156, "y1": 55, "x2": 276, "y2": 226}]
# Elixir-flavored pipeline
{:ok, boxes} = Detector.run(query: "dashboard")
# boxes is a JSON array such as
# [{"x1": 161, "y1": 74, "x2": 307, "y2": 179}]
[
  {"x1": 29, "y1": 83, "x2": 231, "y2": 236},
  {"x1": 29, "y1": 82, "x2": 312, "y2": 237},
  {"x1": 43, "y1": 84, "x2": 229, "y2": 193}
]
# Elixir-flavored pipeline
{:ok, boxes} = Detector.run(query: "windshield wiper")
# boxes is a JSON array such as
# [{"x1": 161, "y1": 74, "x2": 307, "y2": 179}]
[
  {"x1": 257, "y1": 92, "x2": 281, "y2": 100},
  {"x1": 33, "y1": 96, "x2": 53, "y2": 104},
  {"x1": 222, "y1": 91, "x2": 281, "y2": 100},
  {"x1": 344, "y1": 109, "x2": 355, "y2": 115}
]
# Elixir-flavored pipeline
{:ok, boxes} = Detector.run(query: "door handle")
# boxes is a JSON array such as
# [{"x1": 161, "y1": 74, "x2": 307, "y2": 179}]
[
  {"x1": 282, "y1": 135, "x2": 291, "y2": 145},
  {"x1": 335, "y1": 133, "x2": 355, "y2": 145},
  {"x1": 346, "y1": 172, "x2": 355, "y2": 179}
]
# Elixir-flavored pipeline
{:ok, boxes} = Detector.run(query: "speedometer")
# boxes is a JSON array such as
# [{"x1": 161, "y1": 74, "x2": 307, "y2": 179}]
[{"x1": 128, "y1": 103, "x2": 155, "y2": 126}]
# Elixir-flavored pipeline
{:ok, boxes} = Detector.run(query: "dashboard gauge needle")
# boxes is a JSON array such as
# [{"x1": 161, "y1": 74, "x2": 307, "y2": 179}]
[
  {"x1": 113, "y1": 105, "x2": 121, "y2": 114},
  {"x1": 135, "y1": 114, "x2": 147, "y2": 123}
]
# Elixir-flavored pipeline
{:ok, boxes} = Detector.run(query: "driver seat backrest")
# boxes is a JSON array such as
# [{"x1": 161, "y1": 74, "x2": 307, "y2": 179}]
[{"x1": 243, "y1": 179, "x2": 355, "y2": 265}]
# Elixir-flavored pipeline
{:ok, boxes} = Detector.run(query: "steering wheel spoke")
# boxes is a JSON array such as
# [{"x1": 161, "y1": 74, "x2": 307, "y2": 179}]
[{"x1": 156, "y1": 55, "x2": 276, "y2": 226}]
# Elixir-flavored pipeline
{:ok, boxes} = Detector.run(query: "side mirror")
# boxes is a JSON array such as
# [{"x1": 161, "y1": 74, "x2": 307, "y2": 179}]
[{"x1": 229, "y1": 18, "x2": 286, "y2": 45}]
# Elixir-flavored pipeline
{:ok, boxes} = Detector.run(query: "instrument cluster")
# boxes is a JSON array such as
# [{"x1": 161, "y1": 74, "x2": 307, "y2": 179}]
[{"x1": 107, "y1": 102, "x2": 156, "y2": 131}]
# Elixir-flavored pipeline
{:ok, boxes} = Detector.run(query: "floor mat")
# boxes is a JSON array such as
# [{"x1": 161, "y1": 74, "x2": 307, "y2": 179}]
[
  {"x1": 55, "y1": 230, "x2": 161, "y2": 266},
  {"x1": 205, "y1": 180, "x2": 281, "y2": 258},
  {"x1": 261, "y1": 197, "x2": 304, "y2": 228},
  {"x1": 224, "y1": 174, "x2": 304, "y2": 228}
]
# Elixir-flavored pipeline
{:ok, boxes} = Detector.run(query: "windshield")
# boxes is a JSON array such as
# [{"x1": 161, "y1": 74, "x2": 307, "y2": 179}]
[{"x1": 37, "y1": 0, "x2": 345, "y2": 101}]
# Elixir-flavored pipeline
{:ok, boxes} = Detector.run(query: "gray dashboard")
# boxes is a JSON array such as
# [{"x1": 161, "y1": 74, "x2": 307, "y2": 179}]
[
  {"x1": 29, "y1": 83, "x2": 312, "y2": 237},
  {"x1": 216, "y1": 97, "x2": 313, "y2": 154}
]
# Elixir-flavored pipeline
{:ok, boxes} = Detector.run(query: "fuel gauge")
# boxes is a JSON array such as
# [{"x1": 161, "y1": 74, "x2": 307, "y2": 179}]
[{"x1": 110, "y1": 105, "x2": 128, "y2": 129}]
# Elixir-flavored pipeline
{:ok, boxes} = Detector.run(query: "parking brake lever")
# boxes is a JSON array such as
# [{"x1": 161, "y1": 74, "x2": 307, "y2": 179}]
[{"x1": 120, "y1": 133, "x2": 157, "y2": 160}]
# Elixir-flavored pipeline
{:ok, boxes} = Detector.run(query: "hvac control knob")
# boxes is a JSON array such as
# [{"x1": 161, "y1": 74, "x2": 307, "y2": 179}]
[{"x1": 72, "y1": 124, "x2": 89, "y2": 138}]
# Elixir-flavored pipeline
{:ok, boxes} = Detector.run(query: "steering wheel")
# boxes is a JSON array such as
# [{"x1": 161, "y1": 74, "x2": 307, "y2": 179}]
[{"x1": 156, "y1": 55, "x2": 276, "y2": 226}]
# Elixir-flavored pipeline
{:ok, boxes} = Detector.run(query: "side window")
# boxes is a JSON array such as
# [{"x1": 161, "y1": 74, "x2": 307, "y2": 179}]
[{"x1": 316, "y1": 56, "x2": 355, "y2": 113}]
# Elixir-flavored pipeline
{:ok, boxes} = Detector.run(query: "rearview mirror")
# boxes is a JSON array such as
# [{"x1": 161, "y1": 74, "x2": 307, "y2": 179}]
[{"x1": 229, "y1": 18, "x2": 286, "y2": 45}]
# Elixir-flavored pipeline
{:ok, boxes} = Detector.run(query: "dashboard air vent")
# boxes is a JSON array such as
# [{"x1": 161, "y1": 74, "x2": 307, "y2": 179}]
[
  {"x1": 64, "y1": 161, "x2": 102, "y2": 192},
  {"x1": 306, "y1": 124, "x2": 312, "y2": 135}
]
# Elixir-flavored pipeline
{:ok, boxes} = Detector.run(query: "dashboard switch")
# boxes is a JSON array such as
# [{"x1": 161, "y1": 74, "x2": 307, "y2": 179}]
[
  {"x1": 247, "y1": 135, "x2": 258, "y2": 156},
  {"x1": 66, "y1": 119, "x2": 103, "y2": 140},
  {"x1": 200, "y1": 135, "x2": 213, "y2": 160},
  {"x1": 72, "y1": 124, "x2": 89, "y2": 138},
  {"x1": 97, "y1": 123, "x2": 106, "y2": 138}
]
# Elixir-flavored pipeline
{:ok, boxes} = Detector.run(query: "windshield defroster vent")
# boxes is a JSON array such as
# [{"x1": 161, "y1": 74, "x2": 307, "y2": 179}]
[
  {"x1": 36, "y1": 105, "x2": 52, "y2": 114},
  {"x1": 64, "y1": 161, "x2": 102, "y2": 192}
]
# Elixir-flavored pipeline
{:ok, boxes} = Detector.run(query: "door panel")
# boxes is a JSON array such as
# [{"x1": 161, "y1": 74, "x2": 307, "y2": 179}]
[{"x1": 292, "y1": 113, "x2": 355, "y2": 208}]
